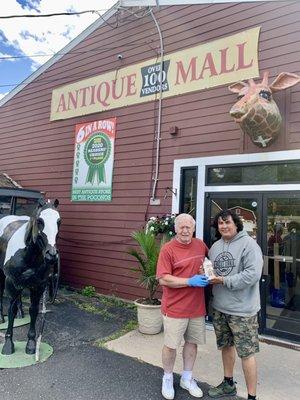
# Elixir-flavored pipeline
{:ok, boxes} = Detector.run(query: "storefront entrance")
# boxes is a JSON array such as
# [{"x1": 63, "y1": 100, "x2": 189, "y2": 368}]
[{"x1": 204, "y1": 192, "x2": 300, "y2": 342}]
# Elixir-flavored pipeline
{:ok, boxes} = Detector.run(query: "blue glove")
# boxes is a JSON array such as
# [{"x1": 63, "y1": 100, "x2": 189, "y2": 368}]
[{"x1": 188, "y1": 274, "x2": 209, "y2": 287}]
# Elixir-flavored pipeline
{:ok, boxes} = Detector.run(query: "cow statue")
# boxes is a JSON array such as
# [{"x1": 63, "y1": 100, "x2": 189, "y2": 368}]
[
  {"x1": 0, "y1": 199, "x2": 60, "y2": 355},
  {"x1": 229, "y1": 71, "x2": 300, "y2": 147}
]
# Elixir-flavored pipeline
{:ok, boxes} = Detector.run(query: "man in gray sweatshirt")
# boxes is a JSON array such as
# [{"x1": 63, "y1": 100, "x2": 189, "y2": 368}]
[{"x1": 208, "y1": 209, "x2": 263, "y2": 400}]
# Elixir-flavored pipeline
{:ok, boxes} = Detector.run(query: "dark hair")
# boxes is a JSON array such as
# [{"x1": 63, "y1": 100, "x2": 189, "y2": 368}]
[{"x1": 212, "y1": 209, "x2": 244, "y2": 238}]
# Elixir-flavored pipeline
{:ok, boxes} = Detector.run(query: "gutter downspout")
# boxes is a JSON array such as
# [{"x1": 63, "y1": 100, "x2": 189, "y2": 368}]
[{"x1": 149, "y1": 8, "x2": 164, "y2": 205}]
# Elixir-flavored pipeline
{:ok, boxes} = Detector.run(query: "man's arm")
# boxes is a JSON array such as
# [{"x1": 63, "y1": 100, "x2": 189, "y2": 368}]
[
  {"x1": 156, "y1": 243, "x2": 209, "y2": 288},
  {"x1": 159, "y1": 274, "x2": 209, "y2": 288},
  {"x1": 159, "y1": 274, "x2": 189, "y2": 288}
]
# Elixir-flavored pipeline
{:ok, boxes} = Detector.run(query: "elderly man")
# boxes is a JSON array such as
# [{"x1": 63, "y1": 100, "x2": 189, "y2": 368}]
[
  {"x1": 156, "y1": 213, "x2": 209, "y2": 400},
  {"x1": 208, "y1": 209, "x2": 263, "y2": 400}
]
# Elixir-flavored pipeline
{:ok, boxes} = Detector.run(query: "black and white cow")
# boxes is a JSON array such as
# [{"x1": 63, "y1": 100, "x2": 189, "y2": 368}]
[{"x1": 0, "y1": 199, "x2": 60, "y2": 355}]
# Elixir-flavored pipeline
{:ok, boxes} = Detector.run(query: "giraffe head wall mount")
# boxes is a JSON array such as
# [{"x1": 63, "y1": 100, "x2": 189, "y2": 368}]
[{"x1": 229, "y1": 71, "x2": 300, "y2": 148}]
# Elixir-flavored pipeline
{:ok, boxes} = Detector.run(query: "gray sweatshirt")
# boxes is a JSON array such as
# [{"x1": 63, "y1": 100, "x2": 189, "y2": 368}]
[{"x1": 208, "y1": 230, "x2": 263, "y2": 317}]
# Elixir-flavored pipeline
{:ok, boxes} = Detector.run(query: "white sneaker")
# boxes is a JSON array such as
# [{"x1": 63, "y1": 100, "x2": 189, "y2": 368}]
[
  {"x1": 162, "y1": 377, "x2": 175, "y2": 400},
  {"x1": 180, "y1": 377, "x2": 203, "y2": 398}
]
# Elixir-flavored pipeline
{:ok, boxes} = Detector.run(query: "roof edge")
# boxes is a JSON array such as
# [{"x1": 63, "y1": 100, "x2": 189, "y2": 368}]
[
  {"x1": 0, "y1": 173, "x2": 22, "y2": 188},
  {"x1": 0, "y1": 2, "x2": 120, "y2": 107}
]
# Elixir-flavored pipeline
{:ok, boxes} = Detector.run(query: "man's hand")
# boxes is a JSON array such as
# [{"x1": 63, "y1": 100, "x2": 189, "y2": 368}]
[
  {"x1": 188, "y1": 274, "x2": 209, "y2": 287},
  {"x1": 209, "y1": 274, "x2": 224, "y2": 285}
]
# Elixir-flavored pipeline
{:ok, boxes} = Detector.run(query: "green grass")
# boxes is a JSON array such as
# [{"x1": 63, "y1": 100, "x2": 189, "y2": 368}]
[
  {"x1": 97, "y1": 294, "x2": 136, "y2": 310},
  {"x1": 94, "y1": 320, "x2": 138, "y2": 347},
  {"x1": 73, "y1": 301, "x2": 115, "y2": 321}
]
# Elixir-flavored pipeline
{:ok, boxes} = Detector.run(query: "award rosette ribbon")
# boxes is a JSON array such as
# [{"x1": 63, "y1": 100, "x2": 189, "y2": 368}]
[{"x1": 84, "y1": 132, "x2": 111, "y2": 184}]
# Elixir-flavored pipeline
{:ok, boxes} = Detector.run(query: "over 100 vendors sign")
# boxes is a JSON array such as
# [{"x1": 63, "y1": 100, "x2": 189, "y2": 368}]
[{"x1": 71, "y1": 118, "x2": 116, "y2": 202}]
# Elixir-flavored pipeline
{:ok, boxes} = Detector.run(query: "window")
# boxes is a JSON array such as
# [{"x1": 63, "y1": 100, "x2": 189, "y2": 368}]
[
  {"x1": 15, "y1": 197, "x2": 39, "y2": 216},
  {"x1": 180, "y1": 167, "x2": 197, "y2": 220},
  {"x1": 207, "y1": 161, "x2": 300, "y2": 186},
  {"x1": 0, "y1": 196, "x2": 12, "y2": 218}
]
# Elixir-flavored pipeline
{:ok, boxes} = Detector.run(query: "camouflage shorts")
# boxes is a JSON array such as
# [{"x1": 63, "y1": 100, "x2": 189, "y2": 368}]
[{"x1": 212, "y1": 309, "x2": 259, "y2": 358}]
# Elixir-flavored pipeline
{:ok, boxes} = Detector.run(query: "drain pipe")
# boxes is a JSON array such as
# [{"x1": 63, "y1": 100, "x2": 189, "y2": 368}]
[{"x1": 149, "y1": 8, "x2": 164, "y2": 205}]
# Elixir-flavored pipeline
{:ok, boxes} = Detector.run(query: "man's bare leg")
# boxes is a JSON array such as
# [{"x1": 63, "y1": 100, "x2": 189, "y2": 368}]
[
  {"x1": 182, "y1": 342, "x2": 197, "y2": 371},
  {"x1": 222, "y1": 345, "x2": 236, "y2": 377},
  {"x1": 241, "y1": 355, "x2": 257, "y2": 396},
  {"x1": 162, "y1": 345, "x2": 176, "y2": 372}
]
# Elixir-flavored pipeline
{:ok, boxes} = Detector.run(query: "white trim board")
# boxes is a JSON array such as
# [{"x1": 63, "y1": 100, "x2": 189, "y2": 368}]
[
  {"x1": 172, "y1": 149, "x2": 300, "y2": 238},
  {"x1": 120, "y1": 1, "x2": 286, "y2": 6}
]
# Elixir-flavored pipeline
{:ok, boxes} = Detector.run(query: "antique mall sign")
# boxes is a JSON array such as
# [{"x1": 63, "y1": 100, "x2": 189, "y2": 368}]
[
  {"x1": 71, "y1": 118, "x2": 116, "y2": 202},
  {"x1": 51, "y1": 27, "x2": 260, "y2": 121}
]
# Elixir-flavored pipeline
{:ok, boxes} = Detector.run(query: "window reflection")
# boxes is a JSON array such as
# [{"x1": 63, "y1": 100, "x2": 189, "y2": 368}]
[
  {"x1": 209, "y1": 198, "x2": 258, "y2": 245},
  {"x1": 15, "y1": 197, "x2": 38, "y2": 216},
  {"x1": 266, "y1": 197, "x2": 300, "y2": 315},
  {"x1": 207, "y1": 161, "x2": 300, "y2": 185},
  {"x1": 0, "y1": 196, "x2": 12, "y2": 218},
  {"x1": 180, "y1": 168, "x2": 197, "y2": 220}
]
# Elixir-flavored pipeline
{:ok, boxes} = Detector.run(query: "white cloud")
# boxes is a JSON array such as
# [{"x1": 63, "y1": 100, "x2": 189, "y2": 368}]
[{"x1": 0, "y1": 0, "x2": 118, "y2": 68}]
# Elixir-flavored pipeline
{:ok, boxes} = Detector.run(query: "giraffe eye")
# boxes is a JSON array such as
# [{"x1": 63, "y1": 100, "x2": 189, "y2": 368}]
[
  {"x1": 237, "y1": 94, "x2": 244, "y2": 100},
  {"x1": 259, "y1": 90, "x2": 271, "y2": 101}
]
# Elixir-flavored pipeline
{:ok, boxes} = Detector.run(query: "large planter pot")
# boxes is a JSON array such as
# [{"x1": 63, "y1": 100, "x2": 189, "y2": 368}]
[{"x1": 134, "y1": 300, "x2": 163, "y2": 335}]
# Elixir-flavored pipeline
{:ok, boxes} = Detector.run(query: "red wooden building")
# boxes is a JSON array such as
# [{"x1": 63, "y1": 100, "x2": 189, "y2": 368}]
[{"x1": 0, "y1": 1, "x2": 299, "y2": 342}]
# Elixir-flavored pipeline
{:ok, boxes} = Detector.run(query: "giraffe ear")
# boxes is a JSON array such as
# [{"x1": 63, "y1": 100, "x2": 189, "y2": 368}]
[
  {"x1": 270, "y1": 72, "x2": 300, "y2": 92},
  {"x1": 228, "y1": 81, "x2": 248, "y2": 94}
]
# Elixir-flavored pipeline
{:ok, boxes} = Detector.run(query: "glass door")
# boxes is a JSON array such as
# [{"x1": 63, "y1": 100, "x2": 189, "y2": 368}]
[
  {"x1": 263, "y1": 193, "x2": 300, "y2": 341},
  {"x1": 204, "y1": 193, "x2": 262, "y2": 247},
  {"x1": 204, "y1": 191, "x2": 300, "y2": 342},
  {"x1": 204, "y1": 192, "x2": 262, "y2": 323}
]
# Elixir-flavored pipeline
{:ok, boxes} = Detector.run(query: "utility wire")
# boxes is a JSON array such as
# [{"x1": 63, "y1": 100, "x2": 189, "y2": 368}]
[
  {"x1": 0, "y1": 52, "x2": 149, "y2": 88},
  {"x1": 0, "y1": 39, "x2": 153, "y2": 60},
  {"x1": 0, "y1": 36, "x2": 158, "y2": 88},
  {"x1": 0, "y1": 7, "x2": 155, "y2": 64},
  {"x1": 0, "y1": 10, "x2": 110, "y2": 19},
  {"x1": 0, "y1": 7, "x2": 155, "y2": 91}
]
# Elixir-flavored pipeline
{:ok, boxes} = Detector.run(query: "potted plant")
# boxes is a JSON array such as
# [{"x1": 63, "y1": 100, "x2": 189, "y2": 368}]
[
  {"x1": 146, "y1": 214, "x2": 176, "y2": 241},
  {"x1": 128, "y1": 229, "x2": 166, "y2": 334}
]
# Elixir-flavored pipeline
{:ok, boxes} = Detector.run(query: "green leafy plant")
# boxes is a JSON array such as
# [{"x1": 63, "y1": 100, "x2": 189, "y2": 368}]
[
  {"x1": 81, "y1": 285, "x2": 96, "y2": 297},
  {"x1": 128, "y1": 230, "x2": 165, "y2": 305}
]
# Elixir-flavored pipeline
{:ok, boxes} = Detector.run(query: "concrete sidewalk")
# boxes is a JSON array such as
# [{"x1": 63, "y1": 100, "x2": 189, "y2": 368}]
[{"x1": 105, "y1": 327, "x2": 300, "y2": 400}]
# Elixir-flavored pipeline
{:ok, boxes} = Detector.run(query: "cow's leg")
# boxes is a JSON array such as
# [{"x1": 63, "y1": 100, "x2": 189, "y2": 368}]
[
  {"x1": 1, "y1": 279, "x2": 20, "y2": 355},
  {"x1": 16, "y1": 294, "x2": 25, "y2": 319},
  {"x1": 0, "y1": 270, "x2": 5, "y2": 323},
  {"x1": 26, "y1": 286, "x2": 44, "y2": 354}
]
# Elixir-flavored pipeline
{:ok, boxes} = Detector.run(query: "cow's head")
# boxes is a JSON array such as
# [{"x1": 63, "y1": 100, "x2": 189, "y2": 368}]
[
  {"x1": 25, "y1": 199, "x2": 61, "y2": 263},
  {"x1": 229, "y1": 71, "x2": 300, "y2": 147}
]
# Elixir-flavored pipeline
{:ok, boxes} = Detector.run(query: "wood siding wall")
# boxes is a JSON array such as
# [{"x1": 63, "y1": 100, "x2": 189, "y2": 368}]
[{"x1": 0, "y1": 2, "x2": 299, "y2": 300}]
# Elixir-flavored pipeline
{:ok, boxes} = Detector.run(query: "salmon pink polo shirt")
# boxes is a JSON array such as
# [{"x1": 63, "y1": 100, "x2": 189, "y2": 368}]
[{"x1": 156, "y1": 238, "x2": 208, "y2": 318}]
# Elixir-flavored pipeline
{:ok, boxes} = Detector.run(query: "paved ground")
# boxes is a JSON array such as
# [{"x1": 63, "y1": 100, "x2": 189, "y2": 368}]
[
  {"x1": 0, "y1": 290, "x2": 299, "y2": 400},
  {"x1": 106, "y1": 327, "x2": 300, "y2": 400},
  {"x1": 0, "y1": 291, "x2": 243, "y2": 400}
]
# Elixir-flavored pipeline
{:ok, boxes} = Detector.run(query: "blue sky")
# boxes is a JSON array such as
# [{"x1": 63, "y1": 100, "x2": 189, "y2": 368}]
[{"x1": 0, "y1": 0, "x2": 117, "y2": 100}]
